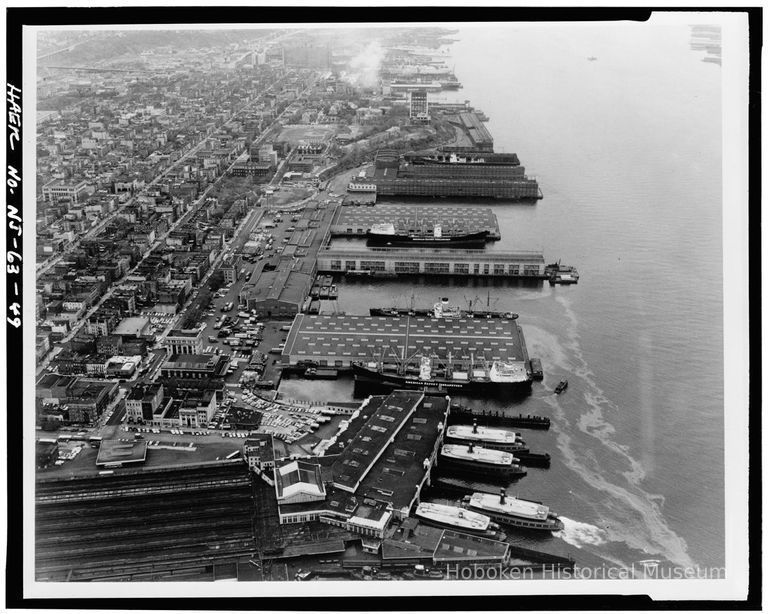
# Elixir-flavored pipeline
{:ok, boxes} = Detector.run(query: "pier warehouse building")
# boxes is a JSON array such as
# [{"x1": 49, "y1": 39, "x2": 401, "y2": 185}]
[
  {"x1": 272, "y1": 391, "x2": 449, "y2": 541},
  {"x1": 370, "y1": 149, "x2": 542, "y2": 200},
  {"x1": 317, "y1": 246, "x2": 545, "y2": 278},
  {"x1": 281, "y1": 314, "x2": 530, "y2": 371}
]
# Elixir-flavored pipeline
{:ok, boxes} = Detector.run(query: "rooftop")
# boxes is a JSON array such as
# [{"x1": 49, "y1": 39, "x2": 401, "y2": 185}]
[
  {"x1": 275, "y1": 460, "x2": 325, "y2": 501},
  {"x1": 331, "y1": 390, "x2": 423, "y2": 492},
  {"x1": 283, "y1": 314, "x2": 527, "y2": 364},
  {"x1": 95, "y1": 439, "x2": 148, "y2": 466}
]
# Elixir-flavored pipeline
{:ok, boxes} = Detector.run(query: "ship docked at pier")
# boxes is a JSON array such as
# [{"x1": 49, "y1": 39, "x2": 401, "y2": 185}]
[
  {"x1": 352, "y1": 354, "x2": 532, "y2": 394},
  {"x1": 439, "y1": 443, "x2": 526, "y2": 480},
  {"x1": 465, "y1": 490, "x2": 564, "y2": 532},
  {"x1": 366, "y1": 222, "x2": 490, "y2": 248},
  {"x1": 370, "y1": 297, "x2": 518, "y2": 321},
  {"x1": 445, "y1": 422, "x2": 528, "y2": 453},
  {"x1": 414, "y1": 502, "x2": 496, "y2": 535}
]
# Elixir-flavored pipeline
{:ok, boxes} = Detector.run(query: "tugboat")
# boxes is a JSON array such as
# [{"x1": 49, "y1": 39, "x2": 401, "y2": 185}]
[
  {"x1": 554, "y1": 380, "x2": 568, "y2": 394},
  {"x1": 464, "y1": 488, "x2": 564, "y2": 532},
  {"x1": 545, "y1": 261, "x2": 580, "y2": 285}
]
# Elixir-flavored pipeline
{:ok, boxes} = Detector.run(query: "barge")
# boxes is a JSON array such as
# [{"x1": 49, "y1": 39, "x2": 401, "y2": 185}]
[{"x1": 447, "y1": 405, "x2": 551, "y2": 430}]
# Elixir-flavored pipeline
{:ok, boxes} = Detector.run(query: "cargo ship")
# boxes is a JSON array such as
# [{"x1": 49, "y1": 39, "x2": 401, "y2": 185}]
[
  {"x1": 445, "y1": 421, "x2": 529, "y2": 453},
  {"x1": 439, "y1": 443, "x2": 526, "y2": 480},
  {"x1": 464, "y1": 489, "x2": 564, "y2": 532},
  {"x1": 352, "y1": 354, "x2": 533, "y2": 395},
  {"x1": 366, "y1": 222, "x2": 489, "y2": 248},
  {"x1": 414, "y1": 502, "x2": 496, "y2": 535},
  {"x1": 370, "y1": 297, "x2": 518, "y2": 321}
]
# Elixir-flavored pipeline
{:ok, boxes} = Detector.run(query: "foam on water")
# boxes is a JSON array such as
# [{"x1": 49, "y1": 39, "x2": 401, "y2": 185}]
[
  {"x1": 541, "y1": 294, "x2": 696, "y2": 569},
  {"x1": 554, "y1": 516, "x2": 608, "y2": 548}
]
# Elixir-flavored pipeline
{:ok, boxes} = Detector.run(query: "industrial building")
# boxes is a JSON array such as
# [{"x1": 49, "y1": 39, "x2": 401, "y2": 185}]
[
  {"x1": 240, "y1": 263, "x2": 312, "y2": 318},
  {"x1": 449, "y1": 111, "x2": 494, "y2": 151},
  {"x1": 369, "y1": 148, "x2": 541, "y2": 200}
]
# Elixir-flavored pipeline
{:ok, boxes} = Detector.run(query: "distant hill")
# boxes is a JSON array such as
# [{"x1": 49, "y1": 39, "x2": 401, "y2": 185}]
[{"x1": 38, "y1": 29, "x2": 277, "y2": 66}]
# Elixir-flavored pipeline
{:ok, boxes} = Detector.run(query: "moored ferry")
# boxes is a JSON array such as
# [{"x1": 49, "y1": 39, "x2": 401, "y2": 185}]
[
  {"x1": 445, "y1": 421, "x2": 528, "y2": 453},
  {"x1": 414, "y1": 502, "x2": 495, "y2": 534},
  {"x1": 439, "y1": 443, "x2": 526, "y2": 480},
  {"x1": 465, "y1": 489, "x2": 564, "y2": 532}
]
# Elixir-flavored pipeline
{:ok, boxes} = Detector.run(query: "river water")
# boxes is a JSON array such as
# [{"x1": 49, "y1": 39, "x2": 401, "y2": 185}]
[{"x1": 280, "y1": 22, "x2": 724, "y2": 571}]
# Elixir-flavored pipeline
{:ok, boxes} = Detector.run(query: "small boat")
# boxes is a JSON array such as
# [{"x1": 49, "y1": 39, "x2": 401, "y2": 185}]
[
  {"x1": 587, "y1": 56, "x2": 598, "y2": 61},
  {"x1": 554, "y1": 380, "x2": 568, "y2": 394}
]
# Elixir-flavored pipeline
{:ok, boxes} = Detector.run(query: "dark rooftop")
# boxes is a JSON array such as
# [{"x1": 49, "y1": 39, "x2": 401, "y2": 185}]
[{"x1": 331, "y1": 390, "x2": 423, "y2": 492}]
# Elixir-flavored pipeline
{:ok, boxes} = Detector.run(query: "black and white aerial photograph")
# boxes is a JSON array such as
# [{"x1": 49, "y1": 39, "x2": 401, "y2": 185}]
[{"x1": 4, "y1": 4, "x2": 757, "y2": 610}]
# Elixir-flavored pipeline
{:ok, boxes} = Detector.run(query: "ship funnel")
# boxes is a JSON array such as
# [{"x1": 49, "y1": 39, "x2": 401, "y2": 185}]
[
  {"x1": 499, "y1": 488, "x2": 506, "y2": 504},
  {"x1": 472, "y1": 419, "x2": 478, "y2": 434}
]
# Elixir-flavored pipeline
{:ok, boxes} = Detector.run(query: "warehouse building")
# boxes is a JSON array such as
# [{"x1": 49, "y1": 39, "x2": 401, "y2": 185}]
[{"x1": 240, "y1": 264, "x2": 312, "y2": 318}]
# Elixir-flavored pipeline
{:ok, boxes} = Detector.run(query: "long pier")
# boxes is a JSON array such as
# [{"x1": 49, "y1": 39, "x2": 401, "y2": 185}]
[
  {"x1": 281, "y1": 314, "x2": 529, "y2": 370},
  {"x1": 330, "y1": 204, "x2": 502, "y2": 240},
  {"x1": 316, "y1": 245, "x2": 547, "y2": 279}
]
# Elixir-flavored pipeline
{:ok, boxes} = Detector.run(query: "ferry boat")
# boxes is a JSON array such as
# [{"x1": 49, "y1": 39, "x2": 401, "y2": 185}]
[
  {"x1": 439, "y1": 443, "x2": 526, "y2": 480},
  {"x1": 366, "y1": 222, "x2": 489, "y2": 248},
  {"x1": 414, "y1": 502, "x2": 495, "y2": 534},
  {"x1": 352, "y1": 355, "x2": 533, "y2": 395},
  {"x1": 465, "y1": 489, "x2": 564, "y2": 532},
  {"x1": 445, "y1": 421, "x2": 528, "y2": 453}
]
